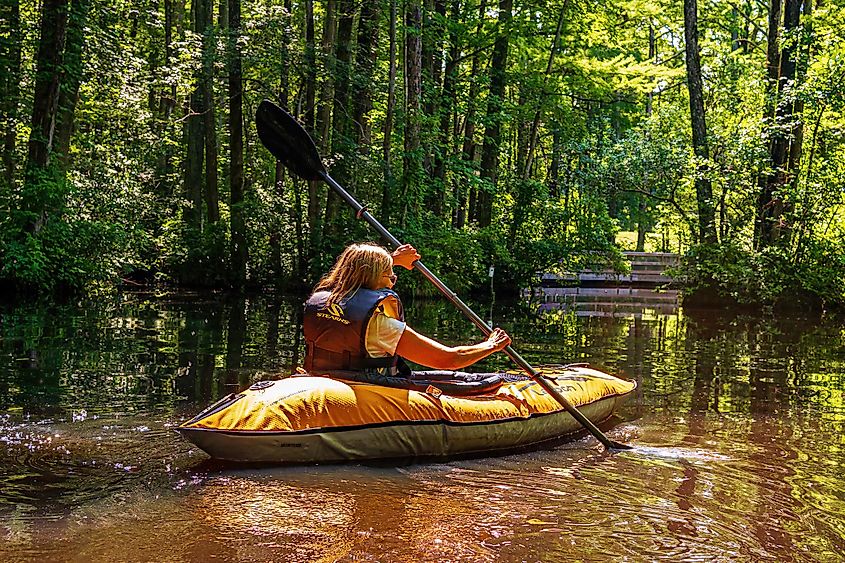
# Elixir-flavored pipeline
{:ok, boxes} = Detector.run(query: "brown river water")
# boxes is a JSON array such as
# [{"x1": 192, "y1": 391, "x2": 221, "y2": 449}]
[{"x1": 1, "y1": 290, "x2": 844, "y2": 562}]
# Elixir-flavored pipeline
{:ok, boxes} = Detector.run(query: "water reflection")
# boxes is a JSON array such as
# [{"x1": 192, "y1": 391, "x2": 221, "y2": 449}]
[{"x1": 1, "y1": 292, "x2": 844, "y2": 561}]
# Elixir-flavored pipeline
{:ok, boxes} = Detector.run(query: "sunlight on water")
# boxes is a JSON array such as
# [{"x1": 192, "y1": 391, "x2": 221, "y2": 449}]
[
  {"x1": 1, "y1": 294, "x2": 844, "y2": 561},
  {"x1": 618, "y1": 445, "x2": 733, "y2": 462}
]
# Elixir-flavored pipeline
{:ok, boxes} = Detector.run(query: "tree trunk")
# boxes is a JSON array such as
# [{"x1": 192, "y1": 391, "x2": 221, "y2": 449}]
[
  {"x1": 303, "y1": 0, "x2": 320, "y2": 265},
  {"x1": 421, "y1": 0, "x2": 434, "y2": 118},
  {"x1": 435, "y1": 0, "x2": 460, "y2": 187},
  {"x1": 458, "y1": 0, "x2": 487, "y2": 228},
  {"x1": 442, "y1": 0, "x2": 461, "y2": 227},
  {"x1": 523, "y1": 2, "x2": 566, "y2": 181},
  {"x1": 54, "y1": 0, "x2": 91, "y2": 173},
  {"x1": 218, "y1": 0, "x2": 227, "y2": 28},
  {"x1": 228, "y1": 0, "x2": 247, "y2": 285},
  {"x1": 146, "y1": 3, "x2": 163, "y2": 115},
  {"x1": 477, "y1": 0, "x2": 512, "y2": 228},
  {"x1": 316, "y1": 0, "x2": 337, "y2": 151},
  {"x1": 762, "y1": 0, "x2": 782, "y2": 123},
  {"x1": 24, "y1": 0, "x2": 69, "y2": 233},
  {"x1": 1, "y1": 0, "x2": 22, "y2": 187},
  {"x1": 303, "y1": 0, "x2": 316, "y2": 130},
  {"x1": 753, "y1": 0, "x2": 782, "y2": 248},
  {"x1": 509, "y1": 90, "x2": 534, "y2": 241},
  {"x1": 421, "y1": 0, "x2": 446, "y2": 181},
  {"x1": 636, "y1": 198, "x2": 647, "y2": 252},
  {"x1": 403, "y1": 0, "x2": 423, "y2": 222},
  {"x1": 515, "y1": 90, "x2": 528, "y2": 177},
  {"x1": 323, "y1": 0, "x2": 355, "y2": 236},
  {"x1": 184, "y1": 0, "x2": 206, "y2": 230},
  {"x1": 351, "y1": 0, "x2": 381, "y2": 151},
  {"x1": 549, "y1": 124, "x2": 561, "y2": 198},
  {"x1": 381, "y1": 0, "x2": 397, "y2": 224},
  {"x1": 767, "y1": 0, "x2": 803, "y2": 244},
  {"x1": 683, "y1": 0, "x2": 717, "y2": 244},
  {"x1": 156, "y1": 0, "x2": 182, "y2": 198},
  {"x1": 756, "y1": 0, "x2": 806, "y2": 248},
  {"x1": 203, "y1": 0, "x2": 219, "y2": 223},
  {"x1": 272, "y1": 0, "x2": 293, "y2": 285},
  {"x1": 427, "y1": 0, "x2": 453, "y2": 216}
]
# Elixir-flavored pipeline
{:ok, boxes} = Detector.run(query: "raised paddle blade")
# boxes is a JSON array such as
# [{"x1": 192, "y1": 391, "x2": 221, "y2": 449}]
[{"x1": 255, "y1": 99, "x2": 326, "y2": 181}]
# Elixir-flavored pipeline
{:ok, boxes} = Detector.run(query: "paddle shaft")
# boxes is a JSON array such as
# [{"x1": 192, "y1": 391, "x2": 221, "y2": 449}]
[{"x1": 319, "y1": 170, "x2": 628, "y2": 450}]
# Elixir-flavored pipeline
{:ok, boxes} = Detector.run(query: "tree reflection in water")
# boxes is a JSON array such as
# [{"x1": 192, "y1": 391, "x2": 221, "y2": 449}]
[{"x1": 0, "y1": 292, "x2": 843, "y2": 561}]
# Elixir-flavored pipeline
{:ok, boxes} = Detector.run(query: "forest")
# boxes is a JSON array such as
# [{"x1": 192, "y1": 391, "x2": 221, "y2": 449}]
[{"x1": 1, "y1": 0, "x2": 844, "y2": 307}]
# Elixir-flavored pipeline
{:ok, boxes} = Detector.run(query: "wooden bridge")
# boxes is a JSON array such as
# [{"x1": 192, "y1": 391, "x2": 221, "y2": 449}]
[
  {"x1": 532, "y1": 287, "x2": 680, "y2": 318},
  {"x1": 528, "y1": 252, "x2": 681, "y2": 317},
  {"x1": 539, "y1": 252, "x2": 679, "y2": 287}
]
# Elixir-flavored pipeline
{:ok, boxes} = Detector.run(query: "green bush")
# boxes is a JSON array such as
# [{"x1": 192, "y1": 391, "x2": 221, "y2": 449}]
[{"x1": 679, "y1": 241, "x2": 845, "y2": 308}]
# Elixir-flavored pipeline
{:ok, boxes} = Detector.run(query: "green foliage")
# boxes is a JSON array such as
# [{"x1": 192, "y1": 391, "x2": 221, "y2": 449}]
[
  {"x1": 2, "y1": 0, "x2": 843, "y2": 308},
  {"x1": 680, "y1": 241, "x2": 845, "y2": 308},
  {"x1": 1, "y1": 190, "x2": 146, "y2": 293}
]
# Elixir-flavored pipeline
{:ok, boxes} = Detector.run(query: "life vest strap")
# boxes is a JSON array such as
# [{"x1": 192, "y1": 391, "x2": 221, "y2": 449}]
[{"x1": 306, "y1": 344, "x2": 394, "y2": 372}]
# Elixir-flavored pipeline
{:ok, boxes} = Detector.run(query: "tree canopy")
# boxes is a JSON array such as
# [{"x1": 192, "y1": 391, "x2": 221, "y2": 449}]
[{"x1": 1, "y1": 0, "x2": 844, "y2": 306}]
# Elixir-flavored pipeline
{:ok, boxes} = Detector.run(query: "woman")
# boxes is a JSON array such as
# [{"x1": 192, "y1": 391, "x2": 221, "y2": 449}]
[{"x1": 303, "y1": 242, "x2": 511, "y2": 383}]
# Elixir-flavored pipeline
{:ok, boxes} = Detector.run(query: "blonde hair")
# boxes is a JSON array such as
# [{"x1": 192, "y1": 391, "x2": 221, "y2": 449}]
[{"x1": 314, "y1": 243, "x2": 393, "y2": 306}]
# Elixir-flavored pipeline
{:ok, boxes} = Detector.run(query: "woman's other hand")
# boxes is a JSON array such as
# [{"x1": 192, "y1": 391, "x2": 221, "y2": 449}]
[
  {"x1": 391, "y1": 244, "x2": 421, "y2": 270},
  {"x1": 486, "y1": 328, "x2": 511, "y2": 352}
]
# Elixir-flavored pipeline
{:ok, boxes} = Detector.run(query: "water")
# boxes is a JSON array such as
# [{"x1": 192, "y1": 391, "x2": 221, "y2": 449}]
[{"x1": 1, "y1": 291, "x2": 844, "y2": 562}]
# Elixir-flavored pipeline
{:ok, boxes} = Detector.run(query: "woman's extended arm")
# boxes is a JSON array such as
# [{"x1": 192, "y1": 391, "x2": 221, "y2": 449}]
[{"x1": 395, "y1": 326, "x2": 511, "y2": 370}]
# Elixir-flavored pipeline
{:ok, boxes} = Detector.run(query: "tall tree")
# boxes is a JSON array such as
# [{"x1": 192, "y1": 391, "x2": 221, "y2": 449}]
[
  {"x1": 303, "y1": 0, "x2": 321, "y2": 266},
  {"x1": 324, "y1": 0, "x2": 356, "y2": 233},
  {"x1": 1, "y1": 0, "x2": 22, "y2": 187},
  {"x1": 184, "y1": 0, "x2": 207, "y2": 229},
  {"x1": 228, "y1": 0, "x2": 247, "y2": 284},
  {"x1": 203, "y1": 0, "x2": 219, "y2": 223},
  {"x1": 458, "y1": 0, "x2": 487, "y2": 228},
  {"x1": 477, "y1": 0, "x2": 512, "y2": 227},
  {"x1": 523, "y1": 3, "x2": 567, "y2": 181},
  {"x1": 316, "y1": 0, "x2": 337, "y2": 150},
  {"x1": 24, "y1": 0, "x2": 69, "y2": 233},
  {"x1": 156, "y1": 0, "x2": 185, "y2": 196},
  {"x1": 425, "y1": 0, "x2": 450, "y2": 215},
  {"x1": 54, "y1": 0, "x2": 92, "y2": 172},
  {"x1": 381, "y1": 0, "x2": 398, "y2": 223},
  {"x1": 351, "y1": 0, "x2": 381, "y2": 150},
  {"x1": 683, "y1": 0, "x2": 717, "y2": 244},
  {"x1": 434, "y1": 0, "x2": 459, "y2": 186},
  {"x1": 272, "y1": 0, "x2": 295, "y2": 283},
  {"x1": 756, "y1": 0, "x2": 807, "y2": 247},
  {"x1": 403, "y1": 0, "x2": 424, "y2": 221},
  {"x1": 754, "y1": 0, "x2": 783, "y2": 249}
]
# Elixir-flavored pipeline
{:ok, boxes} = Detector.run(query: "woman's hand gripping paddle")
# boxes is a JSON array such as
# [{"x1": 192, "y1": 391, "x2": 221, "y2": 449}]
[{"x1": 255, "y1": 99, "x2": 632, "y2": 451}]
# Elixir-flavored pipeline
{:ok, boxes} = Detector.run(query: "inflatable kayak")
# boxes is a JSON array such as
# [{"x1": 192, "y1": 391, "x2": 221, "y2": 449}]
[{"x1": 177, "y1": 365, "x2": 635, "y2": 463}]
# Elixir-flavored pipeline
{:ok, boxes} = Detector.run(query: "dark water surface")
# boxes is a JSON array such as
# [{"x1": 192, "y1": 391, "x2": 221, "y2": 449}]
[{"x1": 1, "y1": 291, "x2": 844, "y2": 562}]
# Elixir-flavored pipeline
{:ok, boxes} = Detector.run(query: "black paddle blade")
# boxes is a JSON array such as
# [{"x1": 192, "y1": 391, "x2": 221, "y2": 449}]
[{"x1": 255, "y1": 99, "x2": 326, "y2": 181}]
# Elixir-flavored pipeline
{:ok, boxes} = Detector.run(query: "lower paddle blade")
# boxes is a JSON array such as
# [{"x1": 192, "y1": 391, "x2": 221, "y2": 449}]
[
  {"x1": 255, "y1": 99, "x2": 326, "y2": 181},
  {"x1": 608, "y1": 440, "x2": 634, "y2": 451}
]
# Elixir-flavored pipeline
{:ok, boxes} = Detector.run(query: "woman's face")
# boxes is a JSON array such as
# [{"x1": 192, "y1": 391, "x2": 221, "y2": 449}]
[{"x1": 372, "y1": 267, "x2": 397, "y2": 290}]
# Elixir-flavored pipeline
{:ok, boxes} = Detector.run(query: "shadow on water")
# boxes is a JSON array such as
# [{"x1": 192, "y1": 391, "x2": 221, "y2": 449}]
[{"x1": 1, "y1": 290, "x2": 844, "y2": 561}]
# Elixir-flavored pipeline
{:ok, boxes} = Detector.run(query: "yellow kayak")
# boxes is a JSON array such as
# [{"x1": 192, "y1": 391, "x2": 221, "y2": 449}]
[{"x1": 178, "y1": 365, "x2": 636, "y2": 463}]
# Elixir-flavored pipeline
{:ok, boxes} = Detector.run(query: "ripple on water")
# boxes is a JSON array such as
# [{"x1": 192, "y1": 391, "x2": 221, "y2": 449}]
[
  {"x1": 0, "y1": 415, "x2": 199, "y2": 519},
  {"x1": 379, "y1": 435, "x2": 831, "y2": 562}
]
